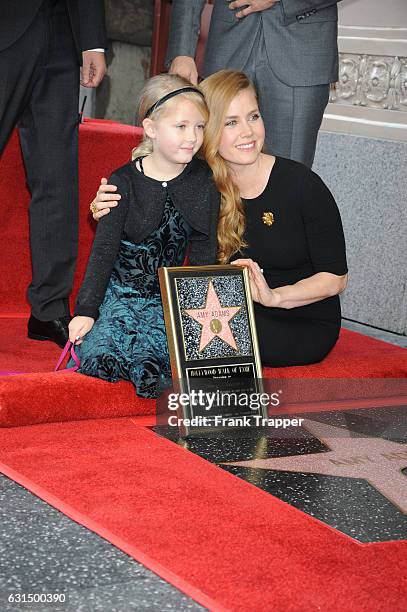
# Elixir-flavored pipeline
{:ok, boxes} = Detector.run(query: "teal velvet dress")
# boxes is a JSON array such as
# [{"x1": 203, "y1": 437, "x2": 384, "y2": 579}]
[{"x1": 71, "y1": 195, "x2": 191, "y2": 398}]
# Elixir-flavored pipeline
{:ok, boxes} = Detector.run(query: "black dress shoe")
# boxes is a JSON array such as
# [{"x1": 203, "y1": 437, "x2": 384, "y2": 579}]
[{"x1": 28, "y1": 315, "x2": 70, "y2": 348}]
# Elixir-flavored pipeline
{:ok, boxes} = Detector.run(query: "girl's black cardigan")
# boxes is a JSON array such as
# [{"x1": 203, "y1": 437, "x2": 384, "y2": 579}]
[{"x1": 75, "y1": 158, "x2": 220, "y2": 319}]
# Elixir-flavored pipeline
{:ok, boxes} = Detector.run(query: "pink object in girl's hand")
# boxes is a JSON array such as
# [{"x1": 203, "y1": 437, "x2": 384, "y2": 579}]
[{"x1": 54, "y1": 341, "x2": 80, "y2": 372}]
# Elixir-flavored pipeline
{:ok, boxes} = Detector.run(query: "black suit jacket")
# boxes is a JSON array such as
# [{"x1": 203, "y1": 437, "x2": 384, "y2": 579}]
[{"x1": 0, "y1": 0, "x2": 106, "y2": 62}]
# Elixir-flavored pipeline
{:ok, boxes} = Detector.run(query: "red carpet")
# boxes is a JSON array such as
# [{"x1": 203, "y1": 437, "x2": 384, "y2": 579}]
[
  {"x1": 1, "y1": 120, "x2": 407, "y2": 428},
  {"x1": 0, "y1": 417, "x2": 405, "y2": 611},
  {"x1": 1, "y1": 318, "x2": 406, "y2": 427},
  {"x1": 2, "y1": 115, "x2": 406, "y2": 609},
  {"x1": 0, "y1": 316, "x2": 59, "y2": 373}
]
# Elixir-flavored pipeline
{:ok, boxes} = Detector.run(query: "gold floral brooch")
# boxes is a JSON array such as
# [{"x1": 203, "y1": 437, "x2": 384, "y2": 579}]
[{"x1": 262, "y1": 211, "x2": 275, "y2": 226}]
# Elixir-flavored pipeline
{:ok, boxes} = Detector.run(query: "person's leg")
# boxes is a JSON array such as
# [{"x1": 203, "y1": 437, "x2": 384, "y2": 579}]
[
  {"x1": 18, "y1": 0, "x2": 79, "y2": 322},
  {"x1": 0, "y1": 12, "x2": 44, "y2": 155},
  {"x1": 254, "y1": 305, "x2": 340, "y2": 367},
  {"x1": 254, "y1": 37, "x2": 329, "y2": 167}
]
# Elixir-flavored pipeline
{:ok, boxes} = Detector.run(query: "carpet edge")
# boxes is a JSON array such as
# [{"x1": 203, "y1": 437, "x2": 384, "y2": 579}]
[
  {"x1": 0, "y1": 460, "x2": 228, "y2": 612},
  {"x1": 136, "y1": 423, "x2": 366, "y2": 547}
]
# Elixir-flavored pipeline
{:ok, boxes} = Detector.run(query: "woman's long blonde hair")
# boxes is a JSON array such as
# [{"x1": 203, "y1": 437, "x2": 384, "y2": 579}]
[
  {"x1": 132, "y1": 74, "x2": 209, "y2": 159},
  {"x1": 200, "y1": 70, "x2": 257, "y2": 263}
]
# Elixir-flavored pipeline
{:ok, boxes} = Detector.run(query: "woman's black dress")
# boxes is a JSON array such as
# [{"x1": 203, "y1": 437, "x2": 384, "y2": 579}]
[{"x1": 232, "y1": 157, "x2": 348, "y2": 367}]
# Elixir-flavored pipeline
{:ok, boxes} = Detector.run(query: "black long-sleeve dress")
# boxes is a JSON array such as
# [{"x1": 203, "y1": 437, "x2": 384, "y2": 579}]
[{"x1": 231, "y1": 157, "x2": 348, "y2": 367}]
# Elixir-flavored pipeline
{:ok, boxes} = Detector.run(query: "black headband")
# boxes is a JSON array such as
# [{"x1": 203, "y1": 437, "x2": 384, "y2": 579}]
[{"x1": 144, "y1": 87, "x2": 205, "y2": 118}]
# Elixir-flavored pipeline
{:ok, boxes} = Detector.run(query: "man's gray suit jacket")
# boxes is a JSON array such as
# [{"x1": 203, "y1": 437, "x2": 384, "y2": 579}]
[{"x1": 167, "y1": 0, "x2": 342, "y2": 87}]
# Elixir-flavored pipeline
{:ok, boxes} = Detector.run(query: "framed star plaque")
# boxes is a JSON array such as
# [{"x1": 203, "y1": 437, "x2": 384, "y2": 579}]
[{"x1": 158, "y1": 265, "x2": 264, "y2": 436}]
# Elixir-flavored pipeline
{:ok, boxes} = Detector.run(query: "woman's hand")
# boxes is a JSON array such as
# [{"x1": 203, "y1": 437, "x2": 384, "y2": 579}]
[
  {"x1": 233, "y1": 262, "x2": 348, "y2": 309},
  {"x1": 68, "y1": 316, "x2": 95, "y2": 345},
  {"x1": 231, "y1": 259, "x2": 280, "y2": 307},
  {"x1": 90, "y1": 178, "x2": 121, "y2": 221}
]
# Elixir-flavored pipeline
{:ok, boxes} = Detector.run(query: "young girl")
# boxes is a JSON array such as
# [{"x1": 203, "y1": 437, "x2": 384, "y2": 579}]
[{"x1": 68, "y1": 74, "x2": 220, "y2": 397}]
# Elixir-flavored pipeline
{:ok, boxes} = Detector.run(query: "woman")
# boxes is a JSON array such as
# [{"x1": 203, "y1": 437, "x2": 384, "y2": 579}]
[{"x1": 90, "y1": 70, "x2": 348, "y2": 367}]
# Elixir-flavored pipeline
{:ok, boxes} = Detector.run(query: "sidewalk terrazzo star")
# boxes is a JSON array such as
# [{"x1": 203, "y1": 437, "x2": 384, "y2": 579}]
[{"x1": 224, "y1": 419, "x2": 407, "y2": 513}]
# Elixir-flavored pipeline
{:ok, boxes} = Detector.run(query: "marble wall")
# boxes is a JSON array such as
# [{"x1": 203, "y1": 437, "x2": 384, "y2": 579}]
[
  {"x1": 316, "y1": 0, "x2": 407, "y2": 335},
  {"x1": 313, "y1": 133, "x2": 407, "y2": 335}
]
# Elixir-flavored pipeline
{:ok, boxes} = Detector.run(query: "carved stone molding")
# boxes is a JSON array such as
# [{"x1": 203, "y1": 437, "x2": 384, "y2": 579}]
[{"x1": 330, "y1": 54, "x2": 407, "y2": 111}]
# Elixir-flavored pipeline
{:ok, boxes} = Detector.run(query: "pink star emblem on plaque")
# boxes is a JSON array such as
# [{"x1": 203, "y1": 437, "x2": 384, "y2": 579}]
[{"x1": 184, "y1": 280, "x2": 241, "y2": 352}]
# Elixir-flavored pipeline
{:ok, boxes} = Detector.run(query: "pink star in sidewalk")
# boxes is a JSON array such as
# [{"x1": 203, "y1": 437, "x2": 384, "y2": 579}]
[
  {"x1": 184, "y1": 280, "x2": 241, "y2": 352},
  {"x1": 224, "y1": 419, "x2": 407, "y2": 514}
]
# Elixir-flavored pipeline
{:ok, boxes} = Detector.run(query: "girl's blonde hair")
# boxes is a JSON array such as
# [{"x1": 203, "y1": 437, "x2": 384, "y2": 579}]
[
  {"x1": 132, "y1": 74, "x2": 209, "y2": 160},
  {"x1": 200, "y1": 70, "x2": 258, "y2": 263}
]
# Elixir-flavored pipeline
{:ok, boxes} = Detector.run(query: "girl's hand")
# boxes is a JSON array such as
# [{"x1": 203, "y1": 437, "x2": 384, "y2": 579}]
[
  {"x1": 231, "y1": 259, "x2": 280, "y2": 307},
  {"x1": 68, "y1": 316, "x2": 95, "y2": 345},
  {"x1": 90, "y1": 178, "x2": 121, "y2": 221}
]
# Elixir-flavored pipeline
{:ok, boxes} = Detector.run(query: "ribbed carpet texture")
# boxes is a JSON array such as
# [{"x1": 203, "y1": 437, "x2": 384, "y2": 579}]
[
  {"x1": 0, "y1": 121, "x2": 406, "y2": 610},
  {"x1": 0, "y1": 418, "x2": 406, "y2": 611}
]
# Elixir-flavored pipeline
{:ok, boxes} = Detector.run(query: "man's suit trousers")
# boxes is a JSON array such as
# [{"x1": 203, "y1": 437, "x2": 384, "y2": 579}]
[
  {"x1": 243, "y1": 28, "x2": 329, "y2": 167},
  {"x1": 0, "y1": 0, "x2": 79, "y2": 320}
]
